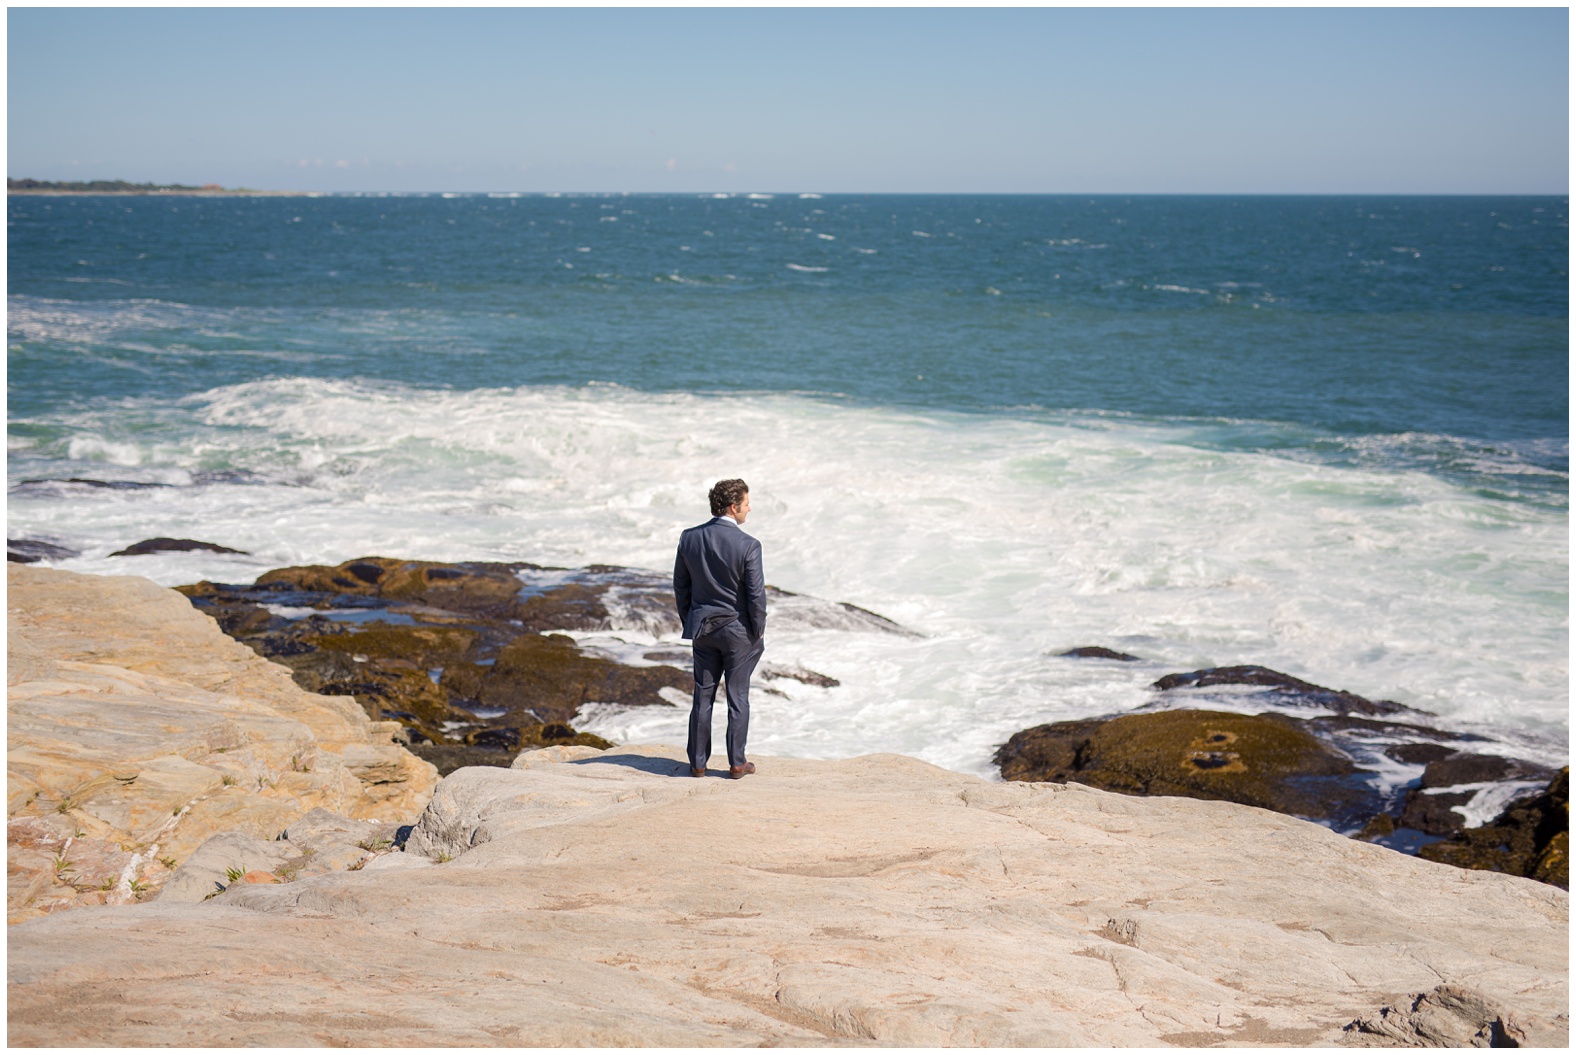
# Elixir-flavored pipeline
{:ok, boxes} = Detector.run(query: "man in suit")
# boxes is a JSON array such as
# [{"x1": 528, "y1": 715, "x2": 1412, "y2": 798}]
[{"x1": 673, "y1": 478, "x2": 767, "y2": 779}]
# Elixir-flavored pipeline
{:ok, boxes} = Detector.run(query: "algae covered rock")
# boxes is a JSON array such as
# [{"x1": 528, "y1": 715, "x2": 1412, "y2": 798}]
[
  {"x1": 1417, "y1": 768, "x2": 1568, "y2": 888},
  {"x1": 995, "y1": 709, "x2": 1371, "y2": 825},
  {"x1": 180, "y1": 556, "x2": 878, "y2": 776},
  {"x1": 479, "y1": 632, "x2": 687, "y2": 722}
]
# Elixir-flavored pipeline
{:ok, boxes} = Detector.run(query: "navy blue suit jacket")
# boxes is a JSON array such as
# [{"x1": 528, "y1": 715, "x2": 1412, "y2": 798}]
[{"x1": 674, "y1": 517, "x2": 767, "y2": 642}]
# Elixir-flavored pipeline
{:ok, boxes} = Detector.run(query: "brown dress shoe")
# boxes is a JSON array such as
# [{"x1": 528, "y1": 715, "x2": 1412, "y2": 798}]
[
  {"x1": 689, "y1": 767, "x2": 706, "y2": 778},
  {"x1": 728, "y1": 762, "x2": 756, "y2": 779}
]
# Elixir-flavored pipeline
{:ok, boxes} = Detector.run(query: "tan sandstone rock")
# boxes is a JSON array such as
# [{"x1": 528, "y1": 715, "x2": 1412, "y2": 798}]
[
  {"x1": 7, "y1": 745, "x2": 1567, "y2": 1047},
  {"x1": 7, "y1": 565, "x2": 439, "y2": 922}
]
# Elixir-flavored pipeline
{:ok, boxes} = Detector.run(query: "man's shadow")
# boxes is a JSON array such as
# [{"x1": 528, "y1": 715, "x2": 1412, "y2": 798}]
[{"x1": 566, "y1": 753, "x2": 692, "y2": 777}]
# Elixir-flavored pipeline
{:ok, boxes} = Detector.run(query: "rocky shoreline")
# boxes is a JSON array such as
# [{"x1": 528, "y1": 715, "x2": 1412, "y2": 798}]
[
  {"x1": 176, "y1": 554, "x2": 900, "y2": 775},
  {"x1": 6, "y1": 562, "x2": 1568, "y2": 1045},
  {"x1": 168, "y1": 551, "x2": 1569, "y2": 889},
  {"x1": 997, "y1": 662, "x2": 1569, "y2": 889}
]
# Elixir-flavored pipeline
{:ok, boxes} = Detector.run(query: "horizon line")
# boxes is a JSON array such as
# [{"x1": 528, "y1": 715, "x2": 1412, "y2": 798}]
[{"x1": 8, "y1": 187, "x2": 1569, "y2": 198}]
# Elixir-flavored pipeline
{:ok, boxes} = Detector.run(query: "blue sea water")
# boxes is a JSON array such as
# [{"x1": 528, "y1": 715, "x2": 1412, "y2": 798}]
[{"x1": 7, "y1": 193, "x2": 1569, "y2": 775}]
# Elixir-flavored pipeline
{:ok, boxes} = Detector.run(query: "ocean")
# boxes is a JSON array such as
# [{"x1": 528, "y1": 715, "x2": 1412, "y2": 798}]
[{"x1": 7, "y1": 192, "x2": 1568, "y2": 778}]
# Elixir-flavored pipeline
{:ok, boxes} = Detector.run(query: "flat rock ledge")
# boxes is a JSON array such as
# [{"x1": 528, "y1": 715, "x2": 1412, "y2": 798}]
[
  {"x1": 7, "y1": 565, "x2": 439, "y2": 922},
  {"x1": 8, "y1": 744, "x2": 1567, "y2": 1047}
]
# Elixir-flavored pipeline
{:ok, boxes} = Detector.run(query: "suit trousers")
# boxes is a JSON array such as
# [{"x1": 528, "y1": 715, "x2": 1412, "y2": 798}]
[{"x1": 687, "y1": 620, "x2": 764, "y2": 771}]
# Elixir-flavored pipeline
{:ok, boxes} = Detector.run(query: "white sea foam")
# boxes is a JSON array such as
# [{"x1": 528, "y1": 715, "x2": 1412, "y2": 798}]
[
  {"x1": 10, "y1": 380, "x2": 1567, "y2": 778},
  {"x1": 785, "y1": 264, "x2": 829, "y2": 273}
]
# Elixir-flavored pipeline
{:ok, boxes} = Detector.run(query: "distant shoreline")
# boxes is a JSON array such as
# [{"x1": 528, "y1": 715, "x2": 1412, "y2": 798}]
[{"x1": 8, "y1": 188, "x2": 318, "y2": 197}]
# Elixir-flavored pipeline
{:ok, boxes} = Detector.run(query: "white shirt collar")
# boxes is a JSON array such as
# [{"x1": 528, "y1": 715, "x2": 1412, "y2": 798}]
[{"x1": 711, "y1": 515, "x2": 744, "y2": 530}]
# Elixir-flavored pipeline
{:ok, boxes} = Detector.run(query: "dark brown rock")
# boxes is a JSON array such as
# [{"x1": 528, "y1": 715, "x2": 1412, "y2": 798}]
[
  {"x1": 1150, "y1": 665, "x2": 1417, "y2": 717},
  {"x1": 1397, "y1": 753, "x2": 1555, "y2": 836},
  {"x1": 1384, "y1": 742, "x2": 1457, "y2": 766},
  {"x1": 758, "y1": 664, "x2": 840, "y2": 688},
  {"x1": 1060, "y1": 647, "x2": 1141, "y2": 661},
  {"x1": 181, "y1": 556, "x2": 906, "y2": 776},
  {"x1": 515, "y1": 583, "x2": 613, "y2": 632},
  {"x1": 995, "y1": 709, "x2": 1371, "y2": 826},
  {"x1": 478, "y1": 633, "x2": 688, "y2": 724},
  {"x1": 110, "y1": 538, "x2": 248, "y2": 557},
  {"x1": 1418, "y1": 768, "x2": 1568, "y2": 888},
  {"x1": 256, "y1": 558, "x2": 528, "y2": 614},
  {"x1": 410, "y1": 724, "x2": 614, "y2": 777},
  {"x1": 7, "y1": 539, "x2": 79, "y2": 564}
]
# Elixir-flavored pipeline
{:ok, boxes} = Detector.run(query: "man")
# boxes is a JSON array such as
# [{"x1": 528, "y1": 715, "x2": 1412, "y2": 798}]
[{"x1": 673, "y1": 478, "x2": 767, "y2": 779}]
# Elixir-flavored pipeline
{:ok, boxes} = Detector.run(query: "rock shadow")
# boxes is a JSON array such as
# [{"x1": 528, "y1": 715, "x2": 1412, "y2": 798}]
[{"x1": 566, "y1": 753, "x2": 692, "y2": 777}]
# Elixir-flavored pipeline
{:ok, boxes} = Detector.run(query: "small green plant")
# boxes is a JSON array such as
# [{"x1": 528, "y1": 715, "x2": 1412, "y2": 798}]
[
  {"x1": 172, "y1": 805, "x2": 184, "y2": 816},
  {"x1": 346, "y1": 858, "x2": 367, "y2": 872},
  {"x1": 224, "y1": 866, "x2": 244, "y2": 884},
  {"x1": 98, "y1": 878, "x2": 115, "y2": 891},
  {"x1": 161, "y1": 857, "x2": 178, "y2": 870},
  {"x1": 72, "y1": 828, "x2": 86, "y2": 839},
  {"x1": 52, "y1": 854, "x2": 73, "y2": 876},
  {"x1": 220, "y1": 774, "x2": 237, "y2": 787},
  {"x1": 56, "y1": 797, "x2": 78, "y2": 814},
  {"x1": 356, "y1": 836, "x2": 392, "y2": 853},
  {"x1": 435, "y1": 851, "x2": 453, "y2": 863},
  {"x1": 299, "y1": 847, "x2": 316, "y2": 859},
  {"x1": 128, "y1": 878, "x2": 148, "y2": 896}
]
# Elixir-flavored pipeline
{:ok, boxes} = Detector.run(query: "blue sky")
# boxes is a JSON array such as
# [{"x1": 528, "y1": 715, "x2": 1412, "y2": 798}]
[{"x1": 7, "y1": 7, "x2": 1569, "y2": 194}]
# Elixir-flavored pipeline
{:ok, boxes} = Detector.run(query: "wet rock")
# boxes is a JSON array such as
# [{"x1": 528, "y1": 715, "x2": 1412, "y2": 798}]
[
  {"x1": 1418, "y1": 768, "x2": 1568, "y2": 889},
  {"x1": 515, "y1": 582, "x2": 614, "y2": 632},
  {"x1": 11, "y1": 477, "x2": 171, "y2": 493},
  {"x1": 994, "y1": 709, "x2": 1372, "y2": 827},
  {"x1": 110, "y1": 537, "x2": 248, "y2": 557},
  {"x1": 7, "y1": 538, "x2": 79, "y2": 564},
  {"x1": 1060, "y1": 646, "x2": 1141, "y2": 661},
  {"x1": 1398, "y1": 753, "x2": 1556, "y2": 836},
  {"x1": 411, "y1": 723, "x2": 614, "y2": 777},
  {"x1": 765, "y1": 586, "x2": 923, "y2": 637},
  {"x1": 1384, "y1": 742, "x2": 1457, "y2": 766},
  {"x1": 758, "y1": 663, "x2": 840, "y2": 688},
  {"x1": 257, "y1": 557, "x2": 528, "y2": 615},
  {"x1": 182, "y1": 556, "x2": 907, "y2": 768},
  {"x1": 1151, "y1": 665, "x2": 1416, "y2": 717},
  {"x1": 477, "y1": 632, "x2": 689, "y2": 724}
]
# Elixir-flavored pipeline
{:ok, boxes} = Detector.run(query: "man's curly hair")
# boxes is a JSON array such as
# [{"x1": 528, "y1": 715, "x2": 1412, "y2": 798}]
[{"x1": 708, "y1": 478, "x2": 750, "y2": 517}]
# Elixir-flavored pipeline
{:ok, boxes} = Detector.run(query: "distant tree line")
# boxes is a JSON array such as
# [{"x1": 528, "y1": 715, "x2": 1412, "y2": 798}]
[{"x1": 8, "y1": 178, "x2": 226, "y2": 192}]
